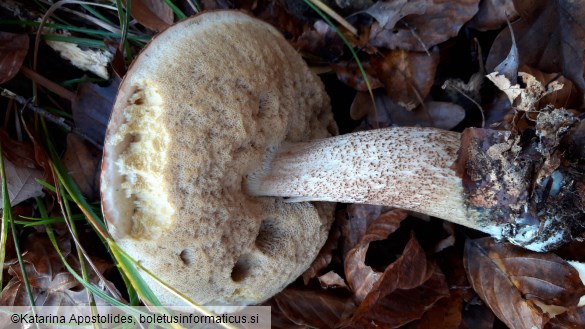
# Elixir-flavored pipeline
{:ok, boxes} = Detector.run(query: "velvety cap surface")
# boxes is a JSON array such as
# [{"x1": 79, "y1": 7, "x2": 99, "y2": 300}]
[{"x1": 100, "y1": 10, "x2": 337, "y2": 305}]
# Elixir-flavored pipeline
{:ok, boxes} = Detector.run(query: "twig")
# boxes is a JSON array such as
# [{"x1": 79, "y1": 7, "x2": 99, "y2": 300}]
[
  {"x1": 20, "y1": 66, "x2": 76, "y2": 102},
  {"x1": 1, "y1": 88, "x2": 103, "y2": 149}
]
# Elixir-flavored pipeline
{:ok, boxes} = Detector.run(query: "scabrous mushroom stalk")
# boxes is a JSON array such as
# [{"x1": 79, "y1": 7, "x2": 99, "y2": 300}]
[
  {"x1": 249, "y1": 127, "x2": 482, "y2": 229},
  {"x1": 248, "y1": 123, "x2": 585, "y2": 253}
]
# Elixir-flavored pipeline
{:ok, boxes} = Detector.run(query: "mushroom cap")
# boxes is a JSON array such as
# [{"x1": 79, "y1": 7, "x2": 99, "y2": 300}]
[{"x1": 100, "y1": 11, "x2": 337, "y2": 305}]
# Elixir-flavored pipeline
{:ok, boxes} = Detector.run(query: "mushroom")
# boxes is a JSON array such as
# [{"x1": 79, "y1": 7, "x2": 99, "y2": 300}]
[
  {"x1": 101, "y1": 10, "x2": 337, "y2": 306},
  {"x1": 101, "y1": 10, "x2": 585, "y2": 307}
]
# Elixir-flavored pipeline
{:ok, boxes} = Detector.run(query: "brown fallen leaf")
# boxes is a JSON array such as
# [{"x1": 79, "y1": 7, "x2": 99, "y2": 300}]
[
  {"x1": 486, "y1": 0, "x2": 585, "y2": 90},
  {"x1": 273, "y1": 287, "x2": 356, "y2": 329},
  {"x1": 350, "y1": 91, "x2": 466, "y2": 129},
  {"x1": 1, "y1": 234, "x2": 116, "y2": 306},
  {"x1": 545, "y1": 306, "x2": 585, "y2": 329},
  {"x1": 127, "y1": 0, "x2": 173, "y2": 31},
  {"x1": 374, "y1": 49, "x2": 439, "y2": 110},
  {"x1": 0, "y1": 32, "x2": 28, "y2": 84},
  {"x1": 368, "y1": 0, "x2": 480, "y2": 51},
  {"x1": 72, "y1": 78, "x2": 120, "y2": 144},
  {"x1": 404, "y1": 290, "x2": 465, "y2": 329},
  {"x1": 348, "y1": 235, "x2": 450, "y2": 328},
  {"x1": 335, "y1": 49, "x2": 439, "y2": 111},
  {"x1": 252, "y1": 0, "x2": 305, "y2": 42},
  {"x1": 341, "y1": 204, "x2": 386, "y2": 257},
  {"x1": 0, "y1": 129, "x2": 37, "y2": 169},
  {"x1": 344, "y1": 209, "x2": 407, "y2": 302},
  {"x1": 62, "y1": 134, "x2": 101, "y2": 200},
  {"x1": 1, "y1": 156, "x2": 43, "y2": 208},
  {"x1": 294, "y1": 20, "x2": 345, "y2": 62},
  {"x1": 464, "y1": 238, "x2": 585, "y2": 329},
  {"x1": 266, "y1": 297, "x2": 305, "y2": 329},
  {"x1": 467, "y1": 0, "x2": 518, "y2": 31},
  {"x1": 364, "y1": 0, "x2": 429, "y2": 37}
]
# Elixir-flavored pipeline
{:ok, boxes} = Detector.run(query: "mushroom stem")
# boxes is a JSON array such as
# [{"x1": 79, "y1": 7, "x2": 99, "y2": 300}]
[
  {"x1": 249, "y1": 126, "x2": 585, "y2": 252},
  {"x1": 248, "y1": 127, "x2": 492, "y2": 234}
]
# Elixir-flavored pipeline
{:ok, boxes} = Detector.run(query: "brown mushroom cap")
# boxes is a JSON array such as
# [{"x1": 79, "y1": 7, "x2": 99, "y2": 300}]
[{"x1": 100, "y1": 11, "x2": 337, "y2": 305}]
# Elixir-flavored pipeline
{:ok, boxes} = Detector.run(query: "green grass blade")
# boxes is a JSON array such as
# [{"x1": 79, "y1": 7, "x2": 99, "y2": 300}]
[
  {"x1": 41, "y1": 34, "x2": 106, "y2": 49},
  {"x1": 162, "y1": 0, "x2": 186, "y2": 20},
  {"x1": 57, "y1": 181, "x2": 96, "y2": 309},
  {"x1": 0, "y1": 142, "x2": 36, "y2": 306},
  {"x1": 107, "y1": 241, "x2": 162, "y2": 306},
  {"x1": 44, "y1": 224, "x2": 128, "y2": 307},
  {"x1": 303, "y1": 0, "x2": 374, "y2": 94}
]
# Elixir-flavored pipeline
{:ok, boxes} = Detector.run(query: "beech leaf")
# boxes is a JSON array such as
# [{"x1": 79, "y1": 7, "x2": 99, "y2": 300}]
[
  {"x1": 464, "y1": 238, "x2": 585, "y2": 329},
  {"x1": 1, "y1": 156, "x2": 43, "y2": 208},
  {"x1": 344, "y1": 209, "x2": 407, "y2": 302},
  {"x1": 0, "y1": 32, "x2": 28, "y2": 84},
  {"x1": 128, "y1": 0, "x2": 173, "y2": 32},
  {"x1": 273, "y1": 288, "x2": 356, "y2": 329},
  {"x1": 467, "y1": 0, "x2": 518, "y2": 31},
  {"x1": 349, "y1": 235, "x2": 450, "y2": 328},
  {"x1": 62, "y1": 134, "x2": 101, "y2": 200},
  {"x1": 486, "y1": 0, "x2": 585, "y2": 90},
  {"x1": 368, "y1": 0, "x2": 480, "y2": 51}
]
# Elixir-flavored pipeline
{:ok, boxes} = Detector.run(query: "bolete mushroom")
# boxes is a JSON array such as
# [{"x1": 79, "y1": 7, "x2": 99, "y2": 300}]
[
  {"x1": 101, "y1": 10, "x2": 337, "y2": 306},
  {"x1": 101, "y1": 10, "x2": 585, "y2": 306}
]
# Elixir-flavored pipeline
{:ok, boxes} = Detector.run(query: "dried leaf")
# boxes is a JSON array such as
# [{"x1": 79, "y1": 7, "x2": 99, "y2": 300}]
[
  {"x1": 1, "y1": 234, "x2": 116, "y2": 306},
  {"x1": 405, "y1": 291, "x2": 464, "y2": 329},
  {"x1": 545, "y1": 306, "x2": 585, "y2": 329},
  {"x1": 0, "y1": 32, "x2": 28, "y2": 84},
  {"x1": 129, "y1": 0, "x2": 173, "y2": 31},
  {"x1": 333, "y1": 59, "x2": 383, "y2": 92},
  {"x1": 493, "y1": 20, "x2": 519, "y2": 84},
  {"x1": 295, "y1": 21, "x2": 344, "y2": 61},
  {"x1": 344, "y1": 209, "x2": 407, "y2": 302},
  {"x1": 0, "y1": 130, "x2": 37, "y2": 169},
  {"x1": 373, "y1": 49, "x2": 439, "y2": 110},
  {"x1": 62, "y1": 134, "x2": 101, "y2": 200},
  {"x1": 72, "y1": 79, "x2": 119, "y2": 144},
  {"x1": 486, "y1": 0, "x2": 585, "y2": 90},
  {"x1": 349, "y1": 235, "x2": 450, "y2": 328},
  {"x1": 341, "y1": 204, "x2": 386, "y2": 257},
  {"x1": 467, "y1": 0, "x2": 518, "y2": 31},
  {"x1": 335, "y1": 49, "x2": 439, "y2": 110},
  {"x1": 464, "y1": 238, "x2": 585, "y2": 329},
  {"x1": 351, "y1": 91, "x2": 465, "y2": 129},
  {"x1": 1, "y1": 156, "x2": 43, "y2": 208},
  {"x1": 318, "y1": 271, "x2": 348, "y2": 289},
  {"x1": 518, "y1": 66, "x2": 582, "y2": 110},
  {"x1": 487, "y1": 71, "x2": 563, "y2": 112},
  {"x1": 364, "y1": 0, "x2": 429, "y2": 33},
  {"x1": 368, "y1": 0, "x2": 480, "y2": 51},
  {"x1": 273, "y1": 287, "x2": 356, "y2": 329}
]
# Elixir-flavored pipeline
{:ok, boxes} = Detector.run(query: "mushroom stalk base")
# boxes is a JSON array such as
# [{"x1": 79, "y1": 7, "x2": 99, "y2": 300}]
[{"x1": 248, "y1": 127, "x2": 493, "y2": 235}]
